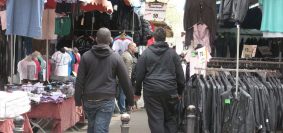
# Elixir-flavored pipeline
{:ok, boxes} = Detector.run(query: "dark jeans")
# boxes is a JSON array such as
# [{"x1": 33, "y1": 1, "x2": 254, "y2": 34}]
[
  {"x1": 116, "y1": 86, "x2": 126, "y2": 113},
  {"x1": 83, "y1": 99, "x2": 115, "y2": 133},
  {"x1": 144, "y1": 94, "x2": 179, "y2": 133}
]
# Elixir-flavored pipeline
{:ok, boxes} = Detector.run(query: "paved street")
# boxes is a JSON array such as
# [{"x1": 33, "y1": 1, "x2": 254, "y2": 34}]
[
  {"x1": 65, "y1": 98, "x2": 149, "y2": 133},
  {"x1": 65, "y1": 109, "x2": 150, "y2": 133},
  {"x1": 109, "y1": 109, "x2": 150, "y2": 133}
]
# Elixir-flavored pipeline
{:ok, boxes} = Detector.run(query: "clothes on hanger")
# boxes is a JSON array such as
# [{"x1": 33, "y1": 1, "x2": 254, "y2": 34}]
[
  {"x1": 183, "y1": 0, "x2": 216, "y2": 47},
  {"x1": 219, "y1": 0, "x2": 250, "y2": 24},
  {"x1": 74, "y1": 35, "x2": 96, "y2": 55},
  {"x1": 185, "y1": 44, "x2": 211, "y2": 77},
  {"x1": 112, "y1": 34, "x2": 132, "y2": 55},
  {"x1": 51, "y1": 51, "x2": 72, "y2": 77},
  {"x1": 185, "y1": 70, "x2": 283, "y2": 133},
  {"x1": 260, "y1": 0, "x2": 283, "y2": 36},
  {"x1": 0, "y1": 31, "x2": 9, "y2": 89},
  {"x1": 6, "y1": 0, "x2": 45, "y2": 38},
  {"x1": 37, "y1": 9, "x2": 57, "y2": 40}
]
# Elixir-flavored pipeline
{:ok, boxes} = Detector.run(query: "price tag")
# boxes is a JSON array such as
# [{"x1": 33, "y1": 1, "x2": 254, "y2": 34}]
[
  {"x1": 241, "y1": 45, "x2": 257, "y2": 58},
  {"x1": 225, "y1": 99, "x2": 231, "y2": 104}
]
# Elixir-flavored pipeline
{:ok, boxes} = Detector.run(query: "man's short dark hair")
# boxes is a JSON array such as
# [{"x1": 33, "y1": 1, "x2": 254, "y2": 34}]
[
  {"x1": 154, "y1": 27, "x2": 166, "y2": 42},
  {"x1": 96, "y1": 27, "x2": 112, "y2": 45}
]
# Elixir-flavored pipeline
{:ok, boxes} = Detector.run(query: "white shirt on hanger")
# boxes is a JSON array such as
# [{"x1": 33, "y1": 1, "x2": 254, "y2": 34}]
[
  {"x1": 112, "y1": 38, "x2": 132, "y2": 55},
  {"x1": 52, "y1": 51, "x2": 72, "y2": 77}
]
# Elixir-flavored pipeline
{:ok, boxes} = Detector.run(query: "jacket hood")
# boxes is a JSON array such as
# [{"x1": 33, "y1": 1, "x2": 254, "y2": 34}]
[
  {"x1": 148, "y1": 41, "x2": 169, "y2": 55},
  {"x1": 91, "y1": 45, "x2": 113, "y2": 58}
]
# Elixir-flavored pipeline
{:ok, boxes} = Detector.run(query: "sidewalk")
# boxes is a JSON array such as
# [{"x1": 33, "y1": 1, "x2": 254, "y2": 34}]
[{"x1": 109, "y1": 109, "x2": 150, "y2": 133}]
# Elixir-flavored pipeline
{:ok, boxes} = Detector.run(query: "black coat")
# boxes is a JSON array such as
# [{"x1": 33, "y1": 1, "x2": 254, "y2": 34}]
[{"x1": 183, "y1": 0, "x2": 217, "y2": 47}]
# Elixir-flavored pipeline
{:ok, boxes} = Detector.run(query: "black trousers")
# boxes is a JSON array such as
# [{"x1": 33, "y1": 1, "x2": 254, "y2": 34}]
[{"x1": 144, "y1": 94, "x2": 179, "y2": 133}]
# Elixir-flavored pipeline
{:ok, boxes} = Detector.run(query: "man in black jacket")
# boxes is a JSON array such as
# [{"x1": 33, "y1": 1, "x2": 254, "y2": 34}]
[
  {"x1": 75, "y1": 28, "x2": 134, "y2": 133},
  {"x1": 135, "y1": 28, "x2": 185, "y2": 133}
]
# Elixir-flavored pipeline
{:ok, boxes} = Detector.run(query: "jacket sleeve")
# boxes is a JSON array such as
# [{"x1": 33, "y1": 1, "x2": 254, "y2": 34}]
[
  {"x1": 116, "y1": 56, "x2": 135, "y2": 106},
  {"x1": 135, "y1": 53, "x2": 146, "y2": 96},
  {"x1": 173, "y1": 51, "x2": 185, "y2": 95},
  {"x1": 122, "y1": 53, "x2": 133, "y2": 78},
  {"x1": 75, "y1": 56, "x2": 86, "y2": 106}
]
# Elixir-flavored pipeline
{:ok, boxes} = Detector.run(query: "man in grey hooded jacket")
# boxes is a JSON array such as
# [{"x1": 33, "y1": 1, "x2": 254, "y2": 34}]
[{"x1": 75, "y1": 28, "x2": 134, "y2": 133}]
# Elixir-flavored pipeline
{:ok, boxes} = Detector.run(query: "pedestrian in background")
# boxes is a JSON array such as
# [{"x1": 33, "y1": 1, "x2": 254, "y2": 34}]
[
  {"x1": 75, "y1": 28, "x2": 134, "y2": 133},
  {"x1": 122, "y1": 42, "x2": 138, "y2": 110},
  {"x1": 135, "y1": 27, "x2": 185, "y2": 133}
]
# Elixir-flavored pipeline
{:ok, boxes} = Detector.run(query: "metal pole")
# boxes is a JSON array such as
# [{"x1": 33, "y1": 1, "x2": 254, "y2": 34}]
[
  {"x1": 120, "y1": 113, "x2": 130, "y2": 133},
  {"x1": 10, "y1": 35, "x2": 12, "y2": 84},
  {"x1": 235, "y1": 24, "x2": 240, "y2": 98},
  {"x1": 186, "y1": 105, "x2": 196, "y2": 133},
  {"x1": 46, "y1": 39, "x2": 49, "y2": 82},
  {"x1": 46, "y1": 10, "x2": 50, "y2": 82},
  {"x1": 13, "y1": 115, "x2": 24, "y2": 133},
  {"x1": 13, "y1": 35, "x2": 16, "y2": 80}
]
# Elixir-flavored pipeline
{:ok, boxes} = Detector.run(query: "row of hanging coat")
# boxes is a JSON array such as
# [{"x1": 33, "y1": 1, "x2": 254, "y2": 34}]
[
  {"x1": 184, "y1": 59, "x2": 283, "y2": 133},
  {"x1": 185, "y1": 69, "x2": 283, "y2": 133}
]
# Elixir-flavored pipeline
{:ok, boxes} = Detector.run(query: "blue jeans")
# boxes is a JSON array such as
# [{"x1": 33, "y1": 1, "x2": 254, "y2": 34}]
[
  {"x1": 117, "y1": 86, "x2": 126, "y2": 113},
  {"x1": 83, "y1": 99, "x2": 115, "y2": 133}
]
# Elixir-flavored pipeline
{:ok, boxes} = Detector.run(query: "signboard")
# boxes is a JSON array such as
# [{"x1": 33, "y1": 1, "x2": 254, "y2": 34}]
[
  {"x1": 241, "y1": 45, "x2": 257, "y2": 58},
  {"x1": 144, "y1": 2, "x2": 167, "y2": 21}
]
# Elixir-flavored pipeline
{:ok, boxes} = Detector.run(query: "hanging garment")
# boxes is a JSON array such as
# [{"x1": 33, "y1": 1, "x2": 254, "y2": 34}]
[
  {"x1": 55, "y1": 16, "x2": 71, "y2": 36},
  {"x1": 112, "y1": 36, "x2": 132, "y2": 55},
  {"x1": 193, "y1": 24, "x2": 211, "y2": 53},
  {"x1": 67, "y1": 51, "x2": 75, "y2": 76},
  {"x1": 6, "y1": 0, "x2": 44, "y2": 38},
  {"x1": 45, "y1": 0, "x2": 56, "y2": 9},
  {"x1": 0, "y1": 10, "x2": 6, "y2": 30},
  {"x1": 74, "y1": 35, "x2": 96, "y2": 55},
  {"x1": 17, "y1": 59, "x2": 28, "y2": 81},
  {"x1": 219, "y1": 0, "x2": 250, "y2": 24},
  {"x1": 26, "y1": 61, "x2": 37, "y2": 81},
  {"x1": 111, "y1": 1, "x2": 141, "y2": 31},
  {"x1": 220, "y1": 89, "x2": 255, "y2": 133},
  {"x1": 183, "y1": 0, "x2": 216, "y2": 46},
  {"x1": 51, "y1": 51, "x2": 72, "y2": 77},
  {"x1": 55, "y1": 1, "x2": 72, "y2": 14},
  {"x1": 73, "y1": 53, "x2": 81, "y2": 74},
  {"x1": 33, "y1": 58, "x2": 41, "y2": 80},
  {"x1": 185, "y1": 44, "x2": 211, "y2": 77},
  {"x1": 0, "y1": 31, "x2": 9, "y2": 88},
  {"x1": 38, "y1": 56, "x2": 47, "y2": 81},
  {"x1": 38, "y1": 9, "x2": 57, "y2": 40},
  {"x1": 260, "y1": 0, "x2": 283, "y2": 34}
]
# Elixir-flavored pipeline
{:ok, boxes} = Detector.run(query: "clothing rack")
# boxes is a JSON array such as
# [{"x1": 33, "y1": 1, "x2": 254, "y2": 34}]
[
  {"x1": 194, "y1": 67, "x2": 277, "y2": 73},
  {"x1": 209, "y1": 60, "x2": 283, "y2": 65},
  {"x1": 75, "y1": 29, "x2": 137, "y2": 33}
]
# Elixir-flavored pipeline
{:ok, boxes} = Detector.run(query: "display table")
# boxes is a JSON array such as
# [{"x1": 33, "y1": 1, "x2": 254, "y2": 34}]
[
  {"x1": 27, "y1": 97, "x2": 80, "y2": 133},
  {"x1": 0, "y1": 114, "x2": 33, "y2": 133}
]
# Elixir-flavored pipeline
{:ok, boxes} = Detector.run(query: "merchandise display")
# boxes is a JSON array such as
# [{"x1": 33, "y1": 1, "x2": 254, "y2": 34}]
[
  {"x1": 0, "y1": 91, "x2": 30, "y2": 119},
  {"x1": 0, "y1": 0, "x2": 283, "y2": 132}
]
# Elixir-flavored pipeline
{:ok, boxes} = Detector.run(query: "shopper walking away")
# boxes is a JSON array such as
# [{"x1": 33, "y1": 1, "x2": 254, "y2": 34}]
[
  {"x1": 135, "y1": 27, "x2": 185, "y2": 133},
  {"x1": 122, "y1": 42, "x2": 138, "y2": 111},
  {"x1": 75, "y1": 28, "x2": 134, "y2": 133}
]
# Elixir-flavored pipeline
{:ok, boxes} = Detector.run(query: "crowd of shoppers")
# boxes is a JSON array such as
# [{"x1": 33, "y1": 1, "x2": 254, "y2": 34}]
[{"x1": 75, "y1": 27, "x2": 185, "y2": 133}]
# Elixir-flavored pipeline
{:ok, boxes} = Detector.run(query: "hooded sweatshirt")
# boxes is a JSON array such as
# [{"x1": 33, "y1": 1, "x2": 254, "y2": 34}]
[
  {"x1": 75, "y1": 45, "x2": 134, "y2": 106},
  {"x1": 135, "y1": 41, "x2": 185, "y2": 96}
]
